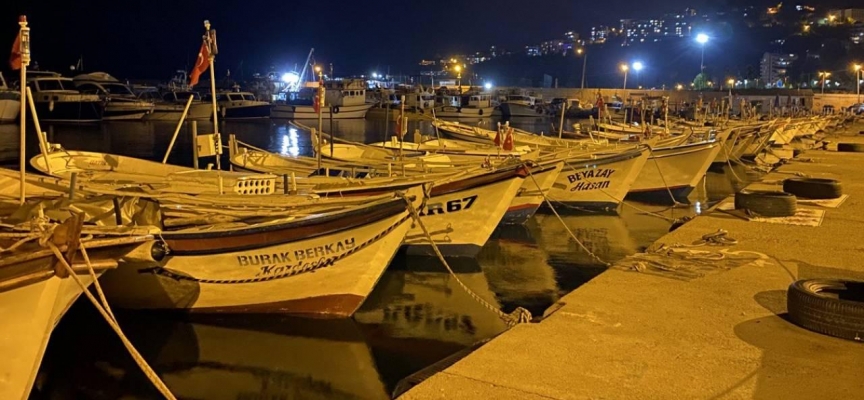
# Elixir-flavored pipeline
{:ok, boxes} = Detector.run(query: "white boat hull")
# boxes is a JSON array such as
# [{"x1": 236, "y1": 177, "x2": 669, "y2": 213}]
[
  {"x1": 271, "y1": 103, "x2": 373, "y2": 119},
  {"x1": 434, "y1": 106, "x2": 494, "y2": 119},
  {"x1": 0, "y1": 273, "x2": 97, "y2": 400},
  {"x1": 145, "y1": 103, "x2": 212, "y2": 121},
  {"x1": 0, "y1": 98, "x2": 19, "y2": 123},
  {"x1": 499, "y1": 102, "x2": 544, "y2": 117},
  {"x1": 502, "y1": 162, "x2": 562, "y2": 225},
  {"x1": 629, "y1": 141, "x2": 722, "y2": 201},
  {"x1": 547, "y1": 147, "x2": 650, "y2": 210},
  {"x1": 100, "y1": 205, "x2": 414, "y2": 317},
  {"x1": 404, "y1": 170, "x2": 524, "y2": 257},
  {"x1": 103, "y1": 101, "x2": 154, "y2": 121}
]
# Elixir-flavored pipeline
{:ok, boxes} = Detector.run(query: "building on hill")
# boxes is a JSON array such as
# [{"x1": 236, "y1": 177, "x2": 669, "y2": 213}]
[{"x1": 760, "y1": 53, "x2": 797, "y2": 88}]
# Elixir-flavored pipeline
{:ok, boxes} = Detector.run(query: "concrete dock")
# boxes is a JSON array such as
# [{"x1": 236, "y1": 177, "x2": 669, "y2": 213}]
[{"x1": 402, "y1": 121, "x2": 864, "y2": 399}]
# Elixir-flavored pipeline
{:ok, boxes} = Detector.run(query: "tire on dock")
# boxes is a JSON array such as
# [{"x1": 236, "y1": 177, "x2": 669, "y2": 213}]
[
  {"x1": 782, "y1": 178, "x2": 843, "y2": 200},
  {"x1": 734, "y1": 190, "x2": 797, "y2": 217},
  {"x1": 787, "y1": 279, "x2": 864, "y2": 342},
  {"x1": 837, "y1": 143, "x2": 864, "y2": 153}
]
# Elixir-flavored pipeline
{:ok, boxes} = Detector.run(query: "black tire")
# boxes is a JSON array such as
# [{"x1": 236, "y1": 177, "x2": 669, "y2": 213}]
[
  {"x1": 837, "y1": 143, "x2": 864, "y2": 153},
  {"x1": 478, "y1": 108, "x2": 484, "y2": 116},
  {"x1": 332, "y1": 106, "x2": 340, "y2": 114},
  {"x1": 787, "y1": 279, "x2": 864, "y2": 342},
  {"x1": 734, "y1": 190, "x2": 797, "y2": 217},
  {"x1": 782, "y1": 178, "x2": 842, "y2": 200}
]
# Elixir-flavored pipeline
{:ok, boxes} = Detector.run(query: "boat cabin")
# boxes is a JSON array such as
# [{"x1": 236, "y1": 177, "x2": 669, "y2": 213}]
[
  {"x1": 27, "y1": 77, "x2": 84, "y2": 94},
  {"x1": 404, "y1": 92, "x2": 436, "y2": 109},
  {"x1": 468, "y1": 94, "x2": 492, "y2": 108},
  {"x1": 323, "y1": 79, "x2": 367, "y2": 107}
]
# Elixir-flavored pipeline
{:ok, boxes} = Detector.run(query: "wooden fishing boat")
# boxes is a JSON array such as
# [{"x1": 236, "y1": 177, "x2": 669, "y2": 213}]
[
  {"x1": 433, "y1": 120, "x2": 607, "y2": 149},
  {"x1": 546, "y1": 146, "x2": 651, "y2": 210},
  {"x1": 627, "y1": 138, "x2": 725, "y2": 202}
]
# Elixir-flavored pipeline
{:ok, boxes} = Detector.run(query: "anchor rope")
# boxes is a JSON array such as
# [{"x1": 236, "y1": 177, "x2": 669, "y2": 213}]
[
  {"x1": 397, "y1": 193, "x2": 532, "y2": 327},
  {"x1": 46, "y1": 240, "x2": 176, "y2": 400}
]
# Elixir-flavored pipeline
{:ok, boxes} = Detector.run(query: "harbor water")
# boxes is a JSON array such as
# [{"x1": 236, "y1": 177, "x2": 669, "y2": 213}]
[{"x1": 0, "y1": 117, "x2": 759, "y2": 399}]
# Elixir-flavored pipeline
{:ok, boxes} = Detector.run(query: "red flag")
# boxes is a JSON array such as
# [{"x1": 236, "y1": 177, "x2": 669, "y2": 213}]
[
  {"x1": 189, "y1": 41, "x2": 210, "y2": 88},
  {"x1": 313, "y1": 94, "x2": 321, "y2": 113},
  {"x1": 503, "y1": 128, "x2": 514, "y2": 151},
  {"x1": 493, "y1": 126, "x2": 502, "y2": 146},
  {"x1": 394, "y1": 113, "x2": 406, "y2": 136},
  {"x1": 9, "y1": 27, "x2": 21, "y2": 70}
]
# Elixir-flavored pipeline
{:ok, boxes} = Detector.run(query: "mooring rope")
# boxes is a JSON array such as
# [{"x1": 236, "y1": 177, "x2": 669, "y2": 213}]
[
  {"x1": 47, "y1": 241, "x2": 176, "y2": 400},
  {"x1": 522, "y1": 165, "x2": 611, "y2": 266},
  {"x1": 647, "y1": 147, "x2": 685, "y2": 206},
  {"x1": 398, "y1": 193, "x2": 532, "y2": 327}
]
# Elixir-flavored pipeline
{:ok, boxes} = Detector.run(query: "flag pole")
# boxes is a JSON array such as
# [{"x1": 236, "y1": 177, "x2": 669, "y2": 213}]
[
  {"x1": 17, "y1": 16, "x2": 30, "y2": 205},
  {"x1": 316, "y1": 67, "x2": 323, "y2": 171},
  {"x1": 204, "y1": 20, "x2": 220, "y2": 172}
]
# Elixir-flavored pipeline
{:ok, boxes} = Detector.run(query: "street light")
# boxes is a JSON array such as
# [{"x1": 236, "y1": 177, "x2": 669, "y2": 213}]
[
  {"x1": 818, "y1": 71, "x2": 831, "y2": 93},
  {"x1": 696, "y1": 33, "x2": 709, "y2": 74},
  {"x1": 632, "y1": 61, "x2": 643, "y2": 88},
  {"x1": 855, "y1": 64, "x2": 862, "y2": 102},
  {"x1": 454, "y1": 65, "x2": 462, "y2": 92},
  {"x1": 577, "y1": 48, "x2": 587, "y2": 89},
  {"x1": 620, "y1": 64, "x2": 629, "y2": 90},
  {"x1": 727, "y1": 78, "x2": 735, "y2": 95}
]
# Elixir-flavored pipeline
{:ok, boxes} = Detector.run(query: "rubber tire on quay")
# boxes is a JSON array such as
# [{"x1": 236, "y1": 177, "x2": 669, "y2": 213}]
[
  {"x1": 734, "y1": 190, "x2": 797, "y2": 217},
  {"x1": 837, "y1": 143, "x2": 864, "y2": 153},
  {"x1": 782, "y1": 178, "x2": 842, "y2": 200},
  {"x1": 787, "y1": 279, "x2": 864, "y2": 342}
]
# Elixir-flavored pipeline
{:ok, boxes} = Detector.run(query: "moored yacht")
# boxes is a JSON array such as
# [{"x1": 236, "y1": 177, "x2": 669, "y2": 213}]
[
  {"x1": 271, "y1": 79, "x2": 373, "y2": 119},
  {"x1": 73, "y1": 72, "x2": 154, "y2": 120},
  {"x1": 206, "y1": 90, "x2": 271, "y2": 120},
  {"x1": 0, "y1": 72, "x2": 20, "y2": 123},
  {"x1": 498, "y1": 93, "x2": 543, "y2": 117},
  {"x1": 136, "y1": 87, "x2": 212, "y2": 121},
  {"x1": 26, "y1": 74, "x2": 104, "y2": 122},
  {"x1": 435, "y1": 93, "x2": 494, "y2": 119}
]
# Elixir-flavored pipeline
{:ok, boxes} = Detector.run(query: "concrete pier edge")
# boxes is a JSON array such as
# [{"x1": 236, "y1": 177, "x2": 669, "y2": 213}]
[{"x1": 401, "y1": 119, "x2": 864, "y2": 399}]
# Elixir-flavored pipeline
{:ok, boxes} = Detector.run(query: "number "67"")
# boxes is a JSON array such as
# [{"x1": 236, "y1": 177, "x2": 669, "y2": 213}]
[{"x1": 420, "y1": 195, "x2": 478, "y2": 216}]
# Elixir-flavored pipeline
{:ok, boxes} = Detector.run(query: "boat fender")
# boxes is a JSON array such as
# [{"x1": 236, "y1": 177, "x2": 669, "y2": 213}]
[
  {"x1": 787, "y1": 278, "x2": 864, "y2": 342},
  {"x1": 782, "y1": 178, "x2": 842, "y2": 200},
  {"x1": 332, "y1": 106, "x2": 340, "y2": 114},
  {"x1": 457, "y1": 107, "x2": 462, "y2": 113},
  {"x1": 478, "y1": 109, "x2": 484, "y2": 116},
  {"x1": 121, "y1": 240, "x2": 168, "y2": 263},
  {"x1": 423, "y1": 101, "x2": 429, "y2": 108}
]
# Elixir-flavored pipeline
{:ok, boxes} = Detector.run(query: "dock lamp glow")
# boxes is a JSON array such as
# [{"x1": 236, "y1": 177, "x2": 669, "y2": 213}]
[
  {"x1": 819, "y1": 71, "x2": 830, "y2": 94},
  {"x1": 620, "y1": 64, "x2": 629, "y2": 90},
  {"x1": 632, "y1": 62, "x2": 644, "y2": 88},
  {"x1": 855, "y1": 64, "x2": 862, "y2": 102},
  {"x1": 696, "y1": 33, "x2": 709, "y2": 73}
]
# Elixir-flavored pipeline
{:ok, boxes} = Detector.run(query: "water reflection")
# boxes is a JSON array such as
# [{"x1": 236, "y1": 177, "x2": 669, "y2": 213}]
[{"x1": 19, "y1": 117, "x2": 761, "y2": 400}]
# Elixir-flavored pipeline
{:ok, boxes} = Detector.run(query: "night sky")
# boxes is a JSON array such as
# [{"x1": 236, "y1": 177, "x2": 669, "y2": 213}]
[{"x1": 2, "y1": 0, "x2": 753, "y2": 81}]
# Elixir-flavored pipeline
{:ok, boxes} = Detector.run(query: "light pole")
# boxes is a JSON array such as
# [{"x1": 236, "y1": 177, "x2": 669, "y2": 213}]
[
  {"x1": 454, "y1": 65, "x2": 462, "y2": 93},
  {"x1": 577, "y1": 48, "x2": 587, "y2": 89},
  {"x1": 819, "y1": 71, "x2": 830, "y2": 94},
  {"x1": 855, "y1": 64, "x2": 862, "y2": 103},
  {"x1": 727, "y1": 78, "x2": 735, "y2": 96},
  {"x1": 696, "y1": 33, "x2": 709, "y2": 74},
  {"x1": 632, "y1": 61, "x2": 643, "y2": 88},
  {"x1": 621, "y1": 64, "x2": 629, "y2": 90}
]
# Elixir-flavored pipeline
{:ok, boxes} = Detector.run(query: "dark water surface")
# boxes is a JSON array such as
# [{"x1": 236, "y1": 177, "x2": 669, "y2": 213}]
[{"x1": 3, "y1": 117, "x2": 759, "y2": 399}]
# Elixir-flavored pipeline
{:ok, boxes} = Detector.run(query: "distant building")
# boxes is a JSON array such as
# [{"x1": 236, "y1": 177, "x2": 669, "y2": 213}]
[
  {"x1": 525, "y1": 45, "x2": 540, "y2": 56},
  {"x1": 590, "y1": 25, "x2": 611, "y2": 43},
  {"x1": 619, "y1": 14, "x2": 691, "y2": 45},
  {"x1": 760, "y1": 53, "x2": 798, "y2": 88},
  {"x1": 828, "y1": 8, "x2": 864, "y2": 24}
]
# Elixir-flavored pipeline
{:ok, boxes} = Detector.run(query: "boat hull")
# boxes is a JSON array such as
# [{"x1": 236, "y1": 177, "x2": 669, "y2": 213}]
[
  {"x1": 499, "y1": 102, "x2": 544, "y2": 117},
  {"x1": 100, "y1": 203, "x2": 413, "y2": 318},
  {"x1": 220, "y1": 104, "x2": 272, "y2": 120},
  {"x1": 0, "y1": 271, "x2": 98, "y2": 400},
  {"x1": 627, "y1": 141, "x2": 722, "y2": 202},
  {"x1": 103, "y1": 101, "x2": 154, "y2": 121},
  {"x1": 0, "y1": 97, "x2": 19, "y2": 123},
  {"x1": 145, "y1": 103, "x2": 212, "y2": 121},
  {"x1": 404, "y1": 168, "x2": 524, "y2": 257},
  {"x1": 502, "y1": 162, "x2": 562, "y2": 225},
  {"x1": 29, "y1": 100, "x2": 104, "y2": 123},
  {"x1": 271, "y1": 103, "x2": 373, "y2": 119},
  {"x1": 434, "y1": 106, "x2": 494, "y2": 119},
  {"x1": 547, "y1": 147, "x2": 650, "y2": 210}
]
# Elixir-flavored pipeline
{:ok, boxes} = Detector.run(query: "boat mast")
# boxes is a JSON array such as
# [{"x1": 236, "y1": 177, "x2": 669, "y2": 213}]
[
  {"x1": 16, "y1": 16, "x2": 30, "y2": 204},
  {"x1": 296, "y1": 48, "x2": 314, "y2": 92}
]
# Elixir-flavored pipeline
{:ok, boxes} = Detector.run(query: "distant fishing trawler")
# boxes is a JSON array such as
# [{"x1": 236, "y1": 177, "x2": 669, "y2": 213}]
[{"x1": 272, "y1": 78, "x2": 374, "y2": 119}]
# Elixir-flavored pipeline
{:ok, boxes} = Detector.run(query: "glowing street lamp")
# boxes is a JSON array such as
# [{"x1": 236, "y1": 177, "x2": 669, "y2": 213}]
[
  {"x1": 620, "y1": 64, "x2": 629, "y2": 90},
  {"x1": 632, "y1": 61, "x2": 643, "y2": 87},
  {"x1": 454, "y1": 65, "x2": 463, "y2": 92},
  {"x1": 818, "y1": 71, "x2": 830, "y2": 93},
  {"x1": 577, "y1": 48, "x2": 588, "y2": 89},
  {"x1": 855, "y1": 64, "x2": 862, "y2": 102},
  {"x1": 695, "y1": 33, "x2": 709, "y2": 73},
  {"x1": 676, "y1": 83, "x2": 684, "y2": 90},
  {"x1": 727, "y1": 78, "x2": 735, "y2": 95}
]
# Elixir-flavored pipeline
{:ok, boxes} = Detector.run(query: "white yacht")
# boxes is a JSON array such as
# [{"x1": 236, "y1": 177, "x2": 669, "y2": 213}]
[
  {"x1": 0, "y1": 72, "x2": 20, "y2": 123},
  {"x1": 73, "y1": 72, "x2": 154, "y2": 120},
  {"x1": 26, "y1": 73, "x2": 104, "y2": 122},
  {"x1": 206, "y1": 90, "x2": 271, "y2": 120},
  {"x1": 271, "y1": 79, "x2": 373, "y2": 119},
  {"x1": 498, "y1": 92, "x2": 543, "y2": 117},
  {"x1": 136, "y1": 87, "x2": 212, "y2": 121},
  {"x1": 434, "y1": 93, "x2": 494, "y2": 119}
]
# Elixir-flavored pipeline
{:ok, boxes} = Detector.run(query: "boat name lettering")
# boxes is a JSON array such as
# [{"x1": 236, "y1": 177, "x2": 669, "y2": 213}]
[
  {"x1": 418, "y1": 195, "x2": 478, "y2": 216},
  {"x1": 567, "y1": 168, "x2": 615, "y2": 183},
  {"x1": 236, "y1": 237, "x2": 355, "y2": 267},
  {"x1": 570, "y1": 180, "x2": 612, "y2": 191},
  {"x1": 255, "y1": 257, "x2": 336, "y2": 278}
]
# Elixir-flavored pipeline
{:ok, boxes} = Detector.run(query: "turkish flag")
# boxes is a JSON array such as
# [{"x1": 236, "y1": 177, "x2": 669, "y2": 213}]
[
  {"x1": 189, "y1": 41, "x2": 210, "y2": 88},
  {"x1": 9, "y1": 32, "x2": 21, "y2": 70},
  {"x1": 313, "y1": 94, "x2": 321, "y2": 113},
  {"x1": 493, "y1": 127, "x2": 502, "y2": 146},
  {"x1": 503, "y1": 128, "x2": 514, "y2": 151}
]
